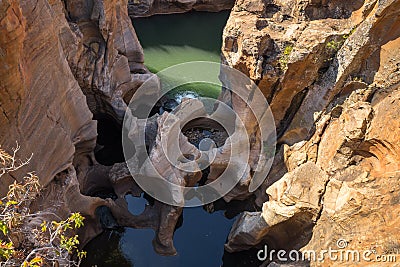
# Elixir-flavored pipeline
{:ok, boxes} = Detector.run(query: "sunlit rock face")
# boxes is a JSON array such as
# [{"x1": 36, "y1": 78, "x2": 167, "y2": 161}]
[
  {"x1": 128, "y1": 0, "x2": 235, "y2": 17},
  {"x1": 0, "y1": 0, "x2": 96, "y2": 190},
  {"x1": 221, "y1": 0, "x2": 400, "y2": 139},
  {"x1": 1, "y1": 0, "x2": 400, "y2": 263},
  {"x1": 222, "y1": 0, "x2": 400, "y2": 264},
  {"x1": 0, "y1": 0, "x2": 152, "y2": 246}
]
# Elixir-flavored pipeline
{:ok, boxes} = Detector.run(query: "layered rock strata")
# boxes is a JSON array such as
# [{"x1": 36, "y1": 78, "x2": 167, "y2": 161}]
[
  {"x1": 222, "y1": 1, "x2": 400, "y2": 266},
  {"x1": 0, "y1": 0, "x2": 155, "y2": 247}
]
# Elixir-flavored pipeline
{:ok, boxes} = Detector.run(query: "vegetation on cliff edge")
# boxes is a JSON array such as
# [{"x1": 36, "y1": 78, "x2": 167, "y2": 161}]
[{"x1": 0, "y1": 144, "x2": 86, "y2": 267}]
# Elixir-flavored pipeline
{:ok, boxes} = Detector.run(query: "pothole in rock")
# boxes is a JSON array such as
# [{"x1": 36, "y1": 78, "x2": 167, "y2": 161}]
[
  {"x1": 182, "y1": 118, "x2": 229, "y2": 149},
  {"x1": 184, "y1": 128, "x2": 228, "y2": 148}
]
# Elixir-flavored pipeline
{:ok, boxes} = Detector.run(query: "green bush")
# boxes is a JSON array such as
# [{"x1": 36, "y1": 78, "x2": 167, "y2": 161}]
[
  {"x1": 0, "y1": 144, "x2": 86, "y2": 266},
  {"x1": 279, "y1": 45, "x2": 294, "y2": 70}
]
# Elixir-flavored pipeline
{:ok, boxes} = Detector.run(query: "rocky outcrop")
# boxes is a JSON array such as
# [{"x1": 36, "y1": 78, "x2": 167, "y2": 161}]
[
  {"x1": 2, "y1": 0, "x2": 400, "y2": 264},
  {"x1": 302, "y1": 87, "x2": 400, "y2": 265},
  {"x1": 221, "y1": 0, "x2": 383, "y2": 138},
  {"x1": 63, "y1": 0, "x2": 152, "y2": 120},
  {"x1": 0, "y1": 0, "x2": 153, "y2": 248},
  {"x1": 0, "y1": 0, "x2": 97, "y2": 190},
  {"x1": 128, "y1": 0, "x2": 235, "y2": 17},
  {"x1": 110, "y1": 96, "x2": 248, "y2": 255},
  {"x1": 226, "y1": 162, "x2": 328, "y2": 253},
  {"x1": 222, "y1": 0, "x2": 400, "y2": 265},
  {"x1": 229, "y1": 86, "x2": 400, "y2": 265}
]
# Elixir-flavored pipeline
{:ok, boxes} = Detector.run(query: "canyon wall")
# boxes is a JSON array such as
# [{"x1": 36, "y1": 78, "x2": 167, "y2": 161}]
[
  {"x1": 222, "y1": 0, "x2": 400, "y2": 265},
  {"x1": 1, "y1": 0, "x2": 400, "y2": 265},
  {"x1": 0, "y1": 0, "x2": 151, "y2": 246},
  {"x1": 128, "y1": 0, "x2": 235, "y2": 17}
]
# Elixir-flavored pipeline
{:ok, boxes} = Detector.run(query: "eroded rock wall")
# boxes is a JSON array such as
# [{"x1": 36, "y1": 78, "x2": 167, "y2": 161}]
[
  {"x1": 2, "y1": 0, "x2": 400, "y2": 263},
  {"x1": 128, "y1": 0, "x2": 235, "y2": 17},
  {"x1": 63, "y1": 0, "x2": 152, "y2": 120},
  {"x1": 0, "y1": 0, "x2": 97, "y2": 191},
  {"x1": 222, "y1": 0, "x2": 400, "y2": 265},
  {"x1": 0, "y1": 0, "x2": 152, "y2": 246}
]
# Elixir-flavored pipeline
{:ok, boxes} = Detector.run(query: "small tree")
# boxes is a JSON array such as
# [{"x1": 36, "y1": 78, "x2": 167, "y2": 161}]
[{"x1": 0, "y1": 143, "x2": 86, "y2": 266}]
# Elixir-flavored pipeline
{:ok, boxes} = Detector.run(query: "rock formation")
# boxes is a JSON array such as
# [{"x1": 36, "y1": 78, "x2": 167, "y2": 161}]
[
  {"x1": 128, "y1": 0, "x2": 235, "y2": 17},
  {"x1": 1, "y1": 0, "x2": 400, "y2": 265},
  {"x1": 1, "y1": 0, "x2": 239, "y2": 258},
  {"x1": 222, "y1": 0, "x2": 400, "y2": 266},
  {"x1": 0, "y1": 0, "x2": 153, "y2": 247}
]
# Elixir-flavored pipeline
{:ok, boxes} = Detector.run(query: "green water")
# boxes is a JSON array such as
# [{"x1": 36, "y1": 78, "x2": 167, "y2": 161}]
[
  {"x1": 132, "y1": 11, "x2": 230, "y2": 99},
  {"x1": 82, "y1": 11, "x2": 250, "y2": 267}
]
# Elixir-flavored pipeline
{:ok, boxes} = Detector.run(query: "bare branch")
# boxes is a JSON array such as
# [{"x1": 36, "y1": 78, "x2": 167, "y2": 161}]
[{"x1": 0, "y1": 141, "x2": 33, "y2": 179}]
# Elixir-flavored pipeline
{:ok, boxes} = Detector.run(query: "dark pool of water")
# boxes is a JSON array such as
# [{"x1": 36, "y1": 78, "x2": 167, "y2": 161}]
[{"x1": 83, "y1": 196, "x2": 236, "y2": 267}]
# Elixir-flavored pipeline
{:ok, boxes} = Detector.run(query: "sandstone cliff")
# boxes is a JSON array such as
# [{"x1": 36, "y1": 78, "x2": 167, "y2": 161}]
[
  {"x1": 222, "y1": 0, "x2": 400, "y2": 266},
  {"x1": 0, "y1": 0, "x2": 150, "y2": 246},
  {"x1": 1, "y1": 0, "x2": 400, "y2": 265}
]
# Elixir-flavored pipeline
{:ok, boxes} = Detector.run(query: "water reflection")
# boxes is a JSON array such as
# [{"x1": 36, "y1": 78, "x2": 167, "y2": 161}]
[
  {"x1": 83, "y1": 206, "x2": 235, "y2": 267},
  {"x1": 82, "y1": 10, "x2": 245, "y2": 267}
]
